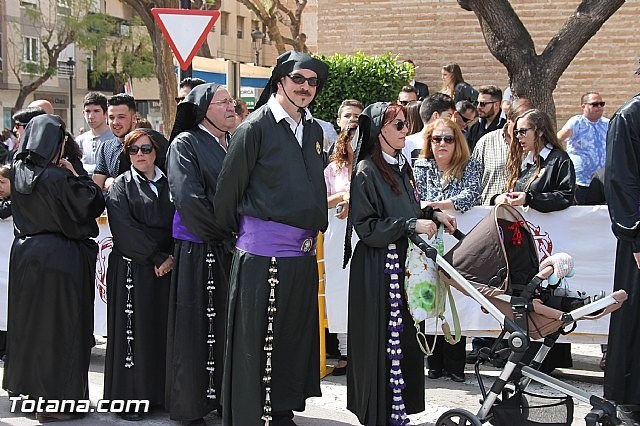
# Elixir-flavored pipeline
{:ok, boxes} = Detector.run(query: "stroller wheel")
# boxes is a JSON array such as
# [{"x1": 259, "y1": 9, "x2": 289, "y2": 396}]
[{"x1": 436, "y1": 409, "x2": 483, "y2": 426}]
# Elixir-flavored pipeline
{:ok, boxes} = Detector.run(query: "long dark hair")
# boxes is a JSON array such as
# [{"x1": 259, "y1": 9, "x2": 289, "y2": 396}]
[
  {"x1": 370, "y1": 103, "x2": 415, "y2": 194},
  {"x1": 441, "y1": 63, "x2": 465, "y2": 96},
  {"x1": 505, "y1": 109, "x2": 563, "y2": 191}
]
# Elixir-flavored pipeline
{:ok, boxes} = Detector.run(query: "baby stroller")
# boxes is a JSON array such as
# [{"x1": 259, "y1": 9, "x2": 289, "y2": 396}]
[{"x1": 410, "y1": 204, "x2": 628, "y2": 426}]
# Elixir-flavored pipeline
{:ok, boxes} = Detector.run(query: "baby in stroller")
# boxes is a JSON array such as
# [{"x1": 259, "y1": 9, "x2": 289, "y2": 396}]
[{"x1": 411, "y1": 204, "x2": 628, "y2": 426}]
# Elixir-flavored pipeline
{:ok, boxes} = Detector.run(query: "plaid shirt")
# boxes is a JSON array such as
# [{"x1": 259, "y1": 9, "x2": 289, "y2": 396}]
[{"x1": 471, "y1": 128, "x2": 509, "y2": 205}]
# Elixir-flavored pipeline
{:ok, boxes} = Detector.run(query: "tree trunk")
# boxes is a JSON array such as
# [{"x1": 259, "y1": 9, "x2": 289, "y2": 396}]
[
  {"x1": 13, "y1": 72, "x2": 55, "y2": 111},
  {"x1": 121, "y1": 0, "x2": 177, "y2": 136},
  {"x1": 197, "y1": 40, "x2": 212, "y2": 58}
]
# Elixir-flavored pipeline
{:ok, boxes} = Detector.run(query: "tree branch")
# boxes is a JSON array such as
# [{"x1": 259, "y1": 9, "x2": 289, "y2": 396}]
[
  {"x1": 541, "y1": 0, "x2": 625, "y2": 80},
  {"x1": 460, "y1": 0, "x2": 536, "y2": 72}
]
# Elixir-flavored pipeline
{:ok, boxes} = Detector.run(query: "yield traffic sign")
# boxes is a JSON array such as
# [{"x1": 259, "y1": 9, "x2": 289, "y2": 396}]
[{"x1": 151, "y1": 8, "x2": 220, "y2": 70}]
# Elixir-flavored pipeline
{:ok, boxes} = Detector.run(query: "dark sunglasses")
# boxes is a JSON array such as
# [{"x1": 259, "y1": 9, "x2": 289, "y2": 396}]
[
  {"x1": 586, "y1": 102, "x2": 606, "y2": 107},
  {"x1": 126, "y1": 144, "x2": 154, "y2": 155},
  {"x1": 476, "y1": 101, "x2": 498, "y2": 108},
  {"x1": 430, "y1": 135, "x2": 455, "y2": 144},
  {"x1": 287, "y1": 73, "x2": 320, "y2": 87},
  {"x1": 175, "y1": 96, "x2": 185, "y2": 104},
  {"x1": 398, "y1": 100, "x2": 410, "y2": 106},
  {"x1": 389, "y1": 119, "x2": 408, "y2": 131},
  {"x1": 513, "y1": 127, "x2": 533, "y2": 137},
  {"x1": 459, "y1": 114, "x2": 474, "y2": 123}
]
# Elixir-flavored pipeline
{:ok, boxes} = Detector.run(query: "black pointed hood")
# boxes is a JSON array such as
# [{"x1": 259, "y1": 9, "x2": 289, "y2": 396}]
[{"x1": 14, "y1": 114, "x2": 66, "y2": 194}]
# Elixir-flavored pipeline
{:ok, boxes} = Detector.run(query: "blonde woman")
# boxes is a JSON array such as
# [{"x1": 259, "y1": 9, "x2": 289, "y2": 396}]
[{"x1": 413, "y1": 118, "x2": 480, "y2": 383}]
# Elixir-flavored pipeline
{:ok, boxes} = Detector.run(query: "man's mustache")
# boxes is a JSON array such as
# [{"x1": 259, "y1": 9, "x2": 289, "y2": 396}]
[{"x1": 294, "y1": 89, "x2": 312, "y2": 96}]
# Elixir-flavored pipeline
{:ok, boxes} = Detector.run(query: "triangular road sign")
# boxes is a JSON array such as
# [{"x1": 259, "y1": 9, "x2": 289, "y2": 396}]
[{"x1": 152, "y1": 8, "x2": 220, "y2": 71}]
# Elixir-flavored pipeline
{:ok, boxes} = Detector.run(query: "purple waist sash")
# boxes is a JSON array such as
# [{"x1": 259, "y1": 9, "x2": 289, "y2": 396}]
[
  {"x1": 172, "y1": 211, "x2": 203, "y2": 243},
  {"x1": 236, "y1": 215, "x2": 317, "y2": 257}
]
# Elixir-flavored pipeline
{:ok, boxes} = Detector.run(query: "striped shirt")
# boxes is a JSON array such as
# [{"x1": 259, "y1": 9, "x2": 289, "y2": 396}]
[{"x1": 471, "y1": 128, "x2": 509, "y2": 205}]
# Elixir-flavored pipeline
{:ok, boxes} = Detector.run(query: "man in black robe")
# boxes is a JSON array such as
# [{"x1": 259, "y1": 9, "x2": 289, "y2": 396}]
[
  {"x1": 214, "y1": 51, "x2": 329, "y2": 426},
  {"x1": 604, "y1": 90, "x2": 640, "y2": 421},
  {"x1": 165, "y1": 83, "x2": 236, "y2": 426},
  {"x1": 3, "y1": 115, "x2": 105, "y2": 422}
]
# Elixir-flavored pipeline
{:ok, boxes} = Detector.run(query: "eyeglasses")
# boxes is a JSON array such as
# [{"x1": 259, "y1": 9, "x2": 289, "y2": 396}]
[
  {"x1": 389, "y1": 119, "x2": 408, "y2": 131},
  {"x1": 586, "y1": 102, "x2": 606, "y2": 107},
  {"x1": 126, "y1": 144, "x2": 154, "y2": 155},
  {"x1": 398, "y1": 100, "x2": 410, "y2": 106},
  {"x1": 211, "y1": 98, "x2": 237, "y2": 107},
  {"x1": 175, "y1": 96, "x2": 185, "y2": 104},
  {"x1": 430, "y1": 135, "x2": 455, "y2": 144},
  {"x1": 287, "y1": 73, "x2": 320, "y2": 87},
  {"x1": 459, "y1": 114, "x2": 475, "y2": 123},
  {"x1": 476, "y1": 101, "x2": 498, "y2": 108},
  {"x1": 514, "y1": 128, "x2": 533, "y2": 137}
]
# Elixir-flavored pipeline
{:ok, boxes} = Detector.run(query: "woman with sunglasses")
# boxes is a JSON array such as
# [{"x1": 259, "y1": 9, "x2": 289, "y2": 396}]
[
  {"x1": 344, "y1": 102, "x2": 456, "y2": 426},
  {"x1": 493, "y1": 109, "x2": 575, "y2": 212},
  {"x1": 413, "y1": 118, "x2": 481, "y2": 383},
  {"x1": 104, "y1": 128, "x2": 174, "y2": 421}
]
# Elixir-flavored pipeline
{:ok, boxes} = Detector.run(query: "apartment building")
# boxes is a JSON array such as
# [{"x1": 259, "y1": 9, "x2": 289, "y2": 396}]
[{"x1": 0, "y1": 0, "x2": 277, "y2": 132}]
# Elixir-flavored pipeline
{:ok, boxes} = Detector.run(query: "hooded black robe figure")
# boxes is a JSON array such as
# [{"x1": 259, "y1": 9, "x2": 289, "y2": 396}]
[
  {"x1": 103, "y1": 129, "x2": 174, "y2": 420},
  {"x1": 2, "y1": 115, "x2": 104, "y2": 421},
  {"x1": 214, "y1": 51, "x2": 329, "y2": 426},
  {"x1": 344, "y1": 103, "x2": 456, "y2": 426},
  {"x1": 604, "y1": 93, "x2": 640, "y2": 414},
  {"x1": 165, "y1": 83, "x2": 234, "y2": 424}
]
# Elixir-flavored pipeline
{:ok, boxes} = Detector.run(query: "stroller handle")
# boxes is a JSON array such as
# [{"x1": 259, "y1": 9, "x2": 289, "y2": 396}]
[{"x1": 452, "y1": 229, "x2": 465, "y2": 240}]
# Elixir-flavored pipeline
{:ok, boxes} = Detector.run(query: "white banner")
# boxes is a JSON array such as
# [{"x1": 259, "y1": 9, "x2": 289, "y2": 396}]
[
  {"x1": 0, "y1": 218, "x2": 111, "y2": 335},
  {"x1": 0, "y1": 206, "x2": 618, "y2": 341},
  {"x1": 424, "y1": 205, "x2": 615, "y2": 343}
]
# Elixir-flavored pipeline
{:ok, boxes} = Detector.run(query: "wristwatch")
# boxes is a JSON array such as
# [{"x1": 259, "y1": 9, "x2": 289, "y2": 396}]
[{"x1": 407, "y1": 218, "x2": 417, "y2": 234}]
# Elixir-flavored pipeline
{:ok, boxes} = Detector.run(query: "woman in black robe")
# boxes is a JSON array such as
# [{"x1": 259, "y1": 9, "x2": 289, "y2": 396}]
[
  {"x1": 103, "y1": 128, "x2": 174, "y2": 421},
  {"x1": 2, "y1": 114, "x2": 105, "y2": 422},
  {"x1": 344, "y1": 103, "x2": 456, "y2": 426}
]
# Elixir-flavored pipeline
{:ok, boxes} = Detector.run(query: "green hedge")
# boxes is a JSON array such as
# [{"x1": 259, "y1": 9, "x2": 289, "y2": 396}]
[{"x1": 313, "y1": 52, "x2": 411, "y2": 124}]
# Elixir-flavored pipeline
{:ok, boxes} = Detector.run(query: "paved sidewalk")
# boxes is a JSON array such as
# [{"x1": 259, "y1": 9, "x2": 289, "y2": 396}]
[{"x1": 0, "y1": 340, "x2": 606, "y2": 425}]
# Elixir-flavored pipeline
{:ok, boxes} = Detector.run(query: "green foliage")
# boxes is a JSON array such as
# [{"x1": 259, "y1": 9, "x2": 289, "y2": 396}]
[
  {"x1": 313, "y1": 52, "x2": 411, "y2": 123},
  {"x1": 77, "y1": 13, "x2": 155, "y2": 91}
]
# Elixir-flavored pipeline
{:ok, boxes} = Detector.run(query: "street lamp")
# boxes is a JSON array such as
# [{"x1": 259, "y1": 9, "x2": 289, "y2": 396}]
[
  {"x1": 66, "y1": 57, "x2": 76, "y2": 134},
  {"x1": 251, "y1": 28, "x2": 264, "y2": 66}
]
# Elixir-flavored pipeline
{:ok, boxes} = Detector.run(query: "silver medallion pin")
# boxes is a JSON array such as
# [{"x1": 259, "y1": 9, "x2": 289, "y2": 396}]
[{"x1": 301, "y1": 238, "x2": 313, "y2": 253}]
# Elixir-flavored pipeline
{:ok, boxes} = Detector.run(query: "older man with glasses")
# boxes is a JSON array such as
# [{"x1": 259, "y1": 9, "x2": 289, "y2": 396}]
[
  {"x1": 558, "y1": 91, "x2": 609, "y2": 204},
  {"x1": 466, "y1": 85, "x2": 506, "y2": 151},
  {"x1": 164, "y1": 82, "x2": 237, "y2": 426}
]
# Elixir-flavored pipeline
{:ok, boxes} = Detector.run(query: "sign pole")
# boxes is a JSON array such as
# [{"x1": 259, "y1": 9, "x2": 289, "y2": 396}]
[{"x1": 179, "y1": 0, "x2": 192, "y2": 81}]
